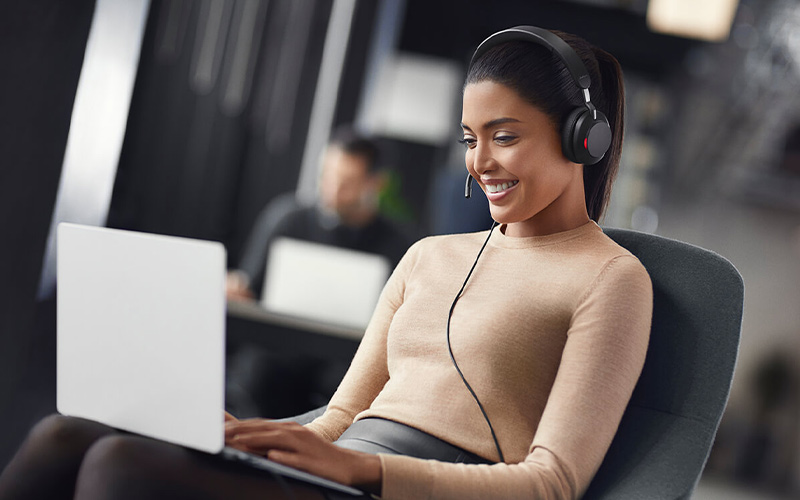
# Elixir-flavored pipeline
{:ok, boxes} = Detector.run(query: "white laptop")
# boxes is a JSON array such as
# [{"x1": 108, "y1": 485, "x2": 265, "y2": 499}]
[
  {"x1": 56, "y1": 223, "x2": 362, "y2": 496},
  {"x1": 261, "y1": 237, "x2": 391, "y2": 329}
]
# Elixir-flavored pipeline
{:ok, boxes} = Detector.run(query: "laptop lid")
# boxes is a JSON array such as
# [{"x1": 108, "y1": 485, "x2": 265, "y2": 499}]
[
  {"x1": 261, "y1": 237, "x2": 391, "y2": 330},
  {"x1": 57, "y1": 223, "x2": 226, "y2": 454}
]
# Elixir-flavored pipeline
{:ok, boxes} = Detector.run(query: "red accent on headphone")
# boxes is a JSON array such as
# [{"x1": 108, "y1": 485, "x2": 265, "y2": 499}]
[{"x1": 584, "y1": 137, "x2": 588, "y2": 149}]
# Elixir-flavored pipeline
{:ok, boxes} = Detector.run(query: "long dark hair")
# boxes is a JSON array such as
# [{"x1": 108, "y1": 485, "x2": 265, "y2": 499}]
[{"x1": 465, "y1": 30, "x2": 625, "y2": 221}]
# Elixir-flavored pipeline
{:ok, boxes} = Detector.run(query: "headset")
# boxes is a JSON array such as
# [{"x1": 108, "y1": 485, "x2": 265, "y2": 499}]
[{"x1": 464, "y1": 26, "x2": 612, "y2": 199}]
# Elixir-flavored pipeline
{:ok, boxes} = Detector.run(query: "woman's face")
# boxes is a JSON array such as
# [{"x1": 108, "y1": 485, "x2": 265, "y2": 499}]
[{"x1": 461, "y1": 80, "x2": 589, "y2": 237}]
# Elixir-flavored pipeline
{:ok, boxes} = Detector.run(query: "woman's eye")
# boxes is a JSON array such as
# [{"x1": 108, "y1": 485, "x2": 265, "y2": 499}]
[
  {"x1": 494, "y1": 135, "x2": 517, "y2": 144},
  {"x1": 458, "y1": 137, "x2": 476, "y2": 148}
]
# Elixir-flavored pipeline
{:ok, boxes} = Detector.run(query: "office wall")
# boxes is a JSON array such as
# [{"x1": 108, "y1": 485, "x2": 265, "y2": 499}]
[
  {"x1": 107, "y1": 0, "x2": 379, "y2": 267},
  {"x1": 0, "y1": 0, "x2": 95, "y2": 466}
]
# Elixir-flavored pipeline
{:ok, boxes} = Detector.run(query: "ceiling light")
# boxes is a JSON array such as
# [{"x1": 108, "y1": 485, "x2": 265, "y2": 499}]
[{"x1": 647, "y1": 0, "x2": 740, "y2": 42}]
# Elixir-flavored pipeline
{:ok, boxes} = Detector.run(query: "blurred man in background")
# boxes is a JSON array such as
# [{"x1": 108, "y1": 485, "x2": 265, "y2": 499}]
[{"x1": 227, "y1": 126, "x2": 411, "y2": 301}]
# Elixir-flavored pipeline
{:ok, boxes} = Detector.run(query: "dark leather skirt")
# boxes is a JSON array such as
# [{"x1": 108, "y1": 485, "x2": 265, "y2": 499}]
[{"x1": 334, "y1": 417, "x2": 493, "y2": 465}]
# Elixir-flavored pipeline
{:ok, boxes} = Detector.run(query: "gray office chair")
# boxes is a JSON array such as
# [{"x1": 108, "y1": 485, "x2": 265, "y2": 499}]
[
  {"x1": 582, "y1": 228, "x2": 743, "y2": 499},
  {"x1": 288, "y1": 228, "x2": 744, "y2": 500}
]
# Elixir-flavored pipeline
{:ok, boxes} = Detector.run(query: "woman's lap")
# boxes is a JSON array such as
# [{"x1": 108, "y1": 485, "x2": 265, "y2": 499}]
[
  {"x1": 0, "y1": 415, "x2": 333, "y2": 500},
  {"x1": 75, "y1": 432, "x2": 327, "y2": 500}
]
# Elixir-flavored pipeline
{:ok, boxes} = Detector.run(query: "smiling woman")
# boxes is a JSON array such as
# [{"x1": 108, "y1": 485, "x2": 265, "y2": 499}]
[{"x1": 0, "y1": 26, "x2": 649, "y2": 500}]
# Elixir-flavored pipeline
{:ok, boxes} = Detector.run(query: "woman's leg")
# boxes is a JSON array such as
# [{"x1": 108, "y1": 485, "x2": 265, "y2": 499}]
[
  {"x1": 74, "y1": 434, "x2": 331, "y2": 500},
  {"x1": 0, "y1": 414, "x2": 116, "y2": 500}
]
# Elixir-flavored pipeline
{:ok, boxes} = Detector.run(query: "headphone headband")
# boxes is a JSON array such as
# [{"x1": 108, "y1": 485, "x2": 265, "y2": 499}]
[
  {"x1": 469, "y1": 26, "x2": 591, "y2": 90},
  {"x1": 466, "y1": 25, "x2": 612, "y2": 167}
]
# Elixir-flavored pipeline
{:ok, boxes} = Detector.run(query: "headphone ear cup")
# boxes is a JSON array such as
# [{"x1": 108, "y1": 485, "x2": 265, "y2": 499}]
[
  {"x1": 562, "y1": 108, "x2": 612, "y2": 165},
  {"x1": 577, "y1": 111, "x2": 611, "y2": 165},
  {"x1": 560, "y1": 108, "x2": 585, "y2": 163}
]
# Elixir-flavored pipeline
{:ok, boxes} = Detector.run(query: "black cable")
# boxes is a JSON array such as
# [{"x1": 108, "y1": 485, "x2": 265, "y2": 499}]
[{"x1": 446, "y1": 221, "x2": 505, "y2": 463}]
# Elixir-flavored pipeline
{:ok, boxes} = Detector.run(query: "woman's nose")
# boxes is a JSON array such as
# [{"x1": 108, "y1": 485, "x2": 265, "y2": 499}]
[{"x1": 472, "y1": 143, "x2": 496, "y2": 175}]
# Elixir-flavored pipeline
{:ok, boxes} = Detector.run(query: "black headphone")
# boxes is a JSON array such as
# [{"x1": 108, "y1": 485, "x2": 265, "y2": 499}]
[{"x1": 465, "y1": 26, "x2": 612, "y2": 199}]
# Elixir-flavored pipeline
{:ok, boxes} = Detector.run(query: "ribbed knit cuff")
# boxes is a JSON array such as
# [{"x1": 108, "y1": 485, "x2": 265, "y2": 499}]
[{"x1": 378, "y1": 454, "x2": 434, "y2": 500}]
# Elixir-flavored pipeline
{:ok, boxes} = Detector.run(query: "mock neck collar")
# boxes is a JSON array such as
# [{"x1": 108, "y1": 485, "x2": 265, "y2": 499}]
[{"x1": 488, "y1": 220, "x2": 600, "y2": 249}]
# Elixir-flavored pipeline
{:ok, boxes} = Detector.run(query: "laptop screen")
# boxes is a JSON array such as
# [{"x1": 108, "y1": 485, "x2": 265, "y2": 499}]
[
  {"x1": 261, "y1": 238, "x2": 391, "y2": 330},
  {"x1": 56, "y1": 223, "x2": 226, "y2": 453}
]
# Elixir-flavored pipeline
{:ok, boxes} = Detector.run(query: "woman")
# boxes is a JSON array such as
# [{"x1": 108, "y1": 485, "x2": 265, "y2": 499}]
[{"x1": 0, "y1": 26, "x2": 651, "y2": 500}]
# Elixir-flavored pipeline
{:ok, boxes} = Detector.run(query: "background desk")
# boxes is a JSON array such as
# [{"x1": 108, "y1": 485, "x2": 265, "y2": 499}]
[
  {"x1": 226, "y1": 299, "x2": 363, "y2": 360},
  {"x1": 225, "y1": 300, "x2": 363, "y2": 417}
]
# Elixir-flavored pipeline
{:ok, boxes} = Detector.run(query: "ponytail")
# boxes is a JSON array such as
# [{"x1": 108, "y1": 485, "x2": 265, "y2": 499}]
[{"x1": 584, "y1": 48, "x2": 625, "y2": 221}]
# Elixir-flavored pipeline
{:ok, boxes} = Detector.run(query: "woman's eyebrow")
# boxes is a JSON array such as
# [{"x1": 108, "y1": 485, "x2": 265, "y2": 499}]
[{"x1": 460, "y1": 117, "x2": 522, "y2": 131}]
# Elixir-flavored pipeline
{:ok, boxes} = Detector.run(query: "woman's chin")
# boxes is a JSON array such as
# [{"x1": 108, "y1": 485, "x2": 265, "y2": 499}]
[{"x1": 487, "y1": 208, "x2": 518, "y2": 226}]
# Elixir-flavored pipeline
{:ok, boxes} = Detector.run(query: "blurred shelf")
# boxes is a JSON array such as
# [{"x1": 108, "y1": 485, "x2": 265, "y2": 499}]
[{"x1": 694, "y1": 476, "x2": 795, "y2": 500}]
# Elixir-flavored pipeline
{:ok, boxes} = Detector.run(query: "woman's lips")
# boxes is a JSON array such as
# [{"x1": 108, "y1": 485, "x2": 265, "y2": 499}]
[{"x1": 483, "y1": 180, "x2": 519, "y2": 201}]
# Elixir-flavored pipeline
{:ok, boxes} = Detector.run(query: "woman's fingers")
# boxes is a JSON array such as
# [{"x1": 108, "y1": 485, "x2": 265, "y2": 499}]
[
  {"x1": 224, "y1": 422, "x2": 382, "y2": 491},
  {"x1": 231, "y1": 432, "x2": 292, "y2": 454},
  {"x1": 258, "y1": 429, "x2": 382, "y2": 492},
  {"x1": 225, "y1": 419, "x2": 298, "y2": 444},
  {"x1": 226, "y1": 421, "x2": 326, "y2": 457},
  {"x1": 225, "y1": 418, "x2": 286, "y2": 434},
  {"x1": 229, "y1": 425, "x2": 304, "y2": 454}
]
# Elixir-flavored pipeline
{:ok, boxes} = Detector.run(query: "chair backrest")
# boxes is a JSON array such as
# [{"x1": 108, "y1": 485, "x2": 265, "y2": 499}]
[{"x1": 583, "y1": 228, "x2": 744, "y2": 499}]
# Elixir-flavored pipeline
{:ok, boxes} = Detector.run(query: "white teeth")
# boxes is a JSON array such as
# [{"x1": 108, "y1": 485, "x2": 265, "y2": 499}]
[{"x1": 486, "y1": 181, "x2": 518, "y2": 193}]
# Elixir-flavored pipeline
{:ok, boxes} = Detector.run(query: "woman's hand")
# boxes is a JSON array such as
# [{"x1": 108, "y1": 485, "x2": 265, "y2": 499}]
[{"x1": 225, "y1": 419, "x2": 382, "y2": 495}]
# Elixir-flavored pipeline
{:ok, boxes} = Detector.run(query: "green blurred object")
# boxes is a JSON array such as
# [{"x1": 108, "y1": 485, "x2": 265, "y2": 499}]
[{"x1": 378, "y1": 170, "x2": 414, "y2": 222}]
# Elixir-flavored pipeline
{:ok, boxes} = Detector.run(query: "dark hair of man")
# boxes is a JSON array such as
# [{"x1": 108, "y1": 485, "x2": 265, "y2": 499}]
[
  {"x1": 328, "y1": 125, "x2": 380, "y2": 173},
  {"x1": 465, "y1": 30, "x2": 625, "y2": 221}
]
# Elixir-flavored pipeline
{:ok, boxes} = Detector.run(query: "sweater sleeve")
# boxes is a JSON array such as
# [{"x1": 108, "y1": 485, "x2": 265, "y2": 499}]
[
  {"x1": 305, "y1": 241, "x2": 421, "y2": 441},
  {"x1": 378, "y1": 255, "x2": 653, "y2": 500}
]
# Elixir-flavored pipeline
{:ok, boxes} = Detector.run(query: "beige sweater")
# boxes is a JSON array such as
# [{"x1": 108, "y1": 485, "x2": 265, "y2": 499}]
[{"x1": 306, "y1": 221, "x2": 652, "y2": 499}]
